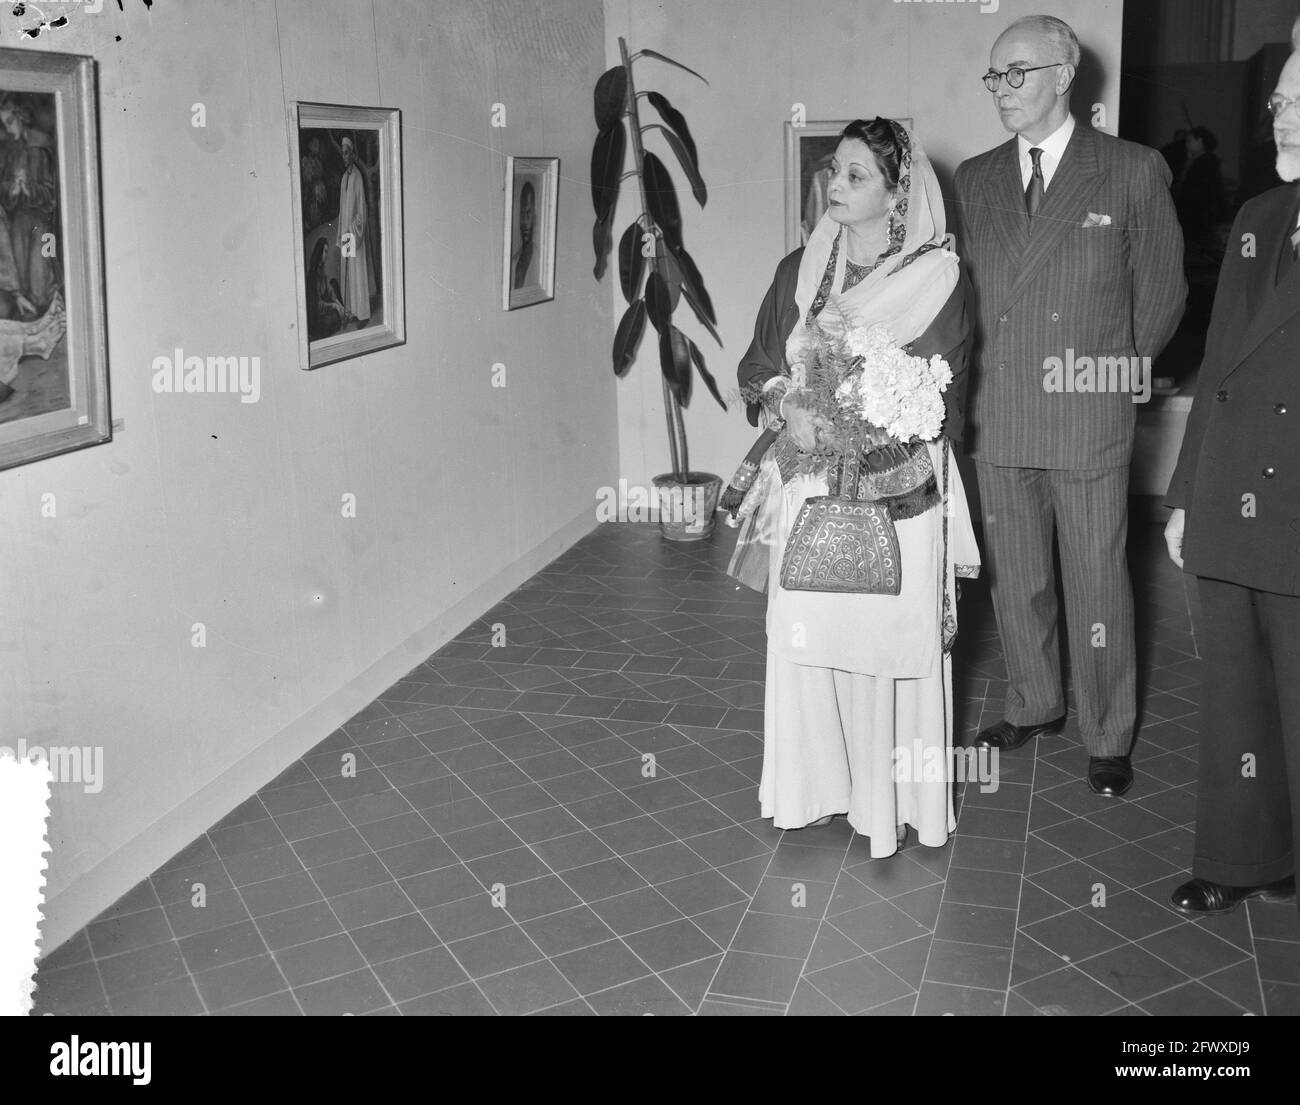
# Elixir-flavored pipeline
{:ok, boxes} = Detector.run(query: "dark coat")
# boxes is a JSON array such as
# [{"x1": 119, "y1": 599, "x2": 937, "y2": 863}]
[{"x1": 1167, "y1": 184, "x2": 1300, "y2": 596}]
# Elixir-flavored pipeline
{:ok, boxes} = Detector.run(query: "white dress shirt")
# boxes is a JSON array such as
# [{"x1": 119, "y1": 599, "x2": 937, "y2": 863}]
[{"x1": 1018, "y1": 114, "x2": 1075, "y2": 193}]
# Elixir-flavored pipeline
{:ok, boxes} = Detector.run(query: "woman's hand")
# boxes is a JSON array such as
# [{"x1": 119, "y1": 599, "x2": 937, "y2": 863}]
[
  {"x1": 1164, "y1": 508, "x2": 1185, "y2": 569},
  {"x1": 781, "y1": 391, "x2": 838, "y2": 452}
]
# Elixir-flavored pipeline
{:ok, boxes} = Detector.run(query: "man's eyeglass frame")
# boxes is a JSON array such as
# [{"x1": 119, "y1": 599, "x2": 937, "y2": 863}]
[
  {"x1": 982, "y1": 63, "x2": 1064, "y2": 92},
  {"x1": 1267, "y1": 95, "x2": 1300, "y2": 121}
]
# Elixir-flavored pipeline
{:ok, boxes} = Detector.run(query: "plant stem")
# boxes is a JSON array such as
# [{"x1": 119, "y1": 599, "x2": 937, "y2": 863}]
[
  {"x1": 674, "y1": 394, "x2": 689, "y2": 477},
  {"x1": 660, "y1": 375, "x2": 681, "y2": 477},
  {"x1": 621, "y1": 36, "x2": 685, "y2": 483}
]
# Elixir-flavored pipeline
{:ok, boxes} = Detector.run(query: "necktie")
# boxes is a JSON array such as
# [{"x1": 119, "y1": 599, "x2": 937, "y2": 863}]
[{"x1": 1025, "y1": 147, "x2": 1045, "y2": 221}]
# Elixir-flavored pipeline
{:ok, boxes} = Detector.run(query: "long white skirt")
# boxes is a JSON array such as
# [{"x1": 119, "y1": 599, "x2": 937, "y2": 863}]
[{"x1": 757, "y1": 440, "x2": 977, "y2": 856}]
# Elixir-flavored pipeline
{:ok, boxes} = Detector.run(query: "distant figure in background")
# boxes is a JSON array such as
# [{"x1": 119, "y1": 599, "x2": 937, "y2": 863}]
[
  {"x1": 1174, "y1": 126, "x2": 1229, "y2": 235},
  {"x1": 1160, "y1": 127, "x2": 1188, "y2": 179},
  {"x1": 1174, "y1": 127, "x2": 1230, "y2": 328},
  {"x1": 1162, "y1": 21, "x2": 1300, "y2": 920},
  {"x1": 335, "y1": 135, "x2": 374, "y2": 325}
]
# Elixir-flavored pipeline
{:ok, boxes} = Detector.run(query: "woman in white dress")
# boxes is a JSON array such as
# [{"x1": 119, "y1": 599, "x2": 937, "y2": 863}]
[{"x1": 728, "y1": 119, "x2": 980, "y2": 857}]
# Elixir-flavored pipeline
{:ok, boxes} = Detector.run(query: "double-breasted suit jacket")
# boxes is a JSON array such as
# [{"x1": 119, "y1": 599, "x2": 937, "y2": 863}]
[
  {"x1": 954, "y1": 123, "x2": 1186, "y2": 468},
  {"x1": 1168, "y1": 185, "x2": 1300, "y2": 596},
  {"x1": 1165, "y1": 184, "x2": 1300, "y2": 892}
]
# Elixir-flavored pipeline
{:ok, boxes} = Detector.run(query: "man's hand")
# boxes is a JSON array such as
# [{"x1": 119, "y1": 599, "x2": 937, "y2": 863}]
[{"x1": 1164, "y1": 507, "x2": 1185, "y2": 569}]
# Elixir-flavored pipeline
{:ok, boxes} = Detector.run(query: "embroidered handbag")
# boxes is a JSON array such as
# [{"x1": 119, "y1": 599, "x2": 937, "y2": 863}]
[{"x1": 779, "y1": 430, "x2": 903, "y2": 594}]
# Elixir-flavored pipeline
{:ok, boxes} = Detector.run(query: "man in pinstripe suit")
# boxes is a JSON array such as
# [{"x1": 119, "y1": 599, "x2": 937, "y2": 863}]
[{"x1": 954, "y1": 15, "x2": 1185, "y2": 796}]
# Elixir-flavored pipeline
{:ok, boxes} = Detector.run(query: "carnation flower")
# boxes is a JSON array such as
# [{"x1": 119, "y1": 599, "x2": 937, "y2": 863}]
[{"x1": 838, "y1": 329, "x2": 952, "y2": 442}]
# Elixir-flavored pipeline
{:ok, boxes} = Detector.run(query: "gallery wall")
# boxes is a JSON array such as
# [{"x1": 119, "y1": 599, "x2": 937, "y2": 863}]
[
  {"x1": 603, "y1": 0, "x2": 1125, "y2": 499},
  {"x1": 1, "y1": 0, "x2": 616, "y2": 953}
]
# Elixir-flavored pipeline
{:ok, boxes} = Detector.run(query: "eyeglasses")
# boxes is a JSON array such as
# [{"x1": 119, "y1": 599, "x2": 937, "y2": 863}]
[
  {"x1": 1268, "y1": 94, "x2": 1300, "y2": 120},
  {"x1": 982, "y1": 63, "x2": 1063, "y2": 92}
]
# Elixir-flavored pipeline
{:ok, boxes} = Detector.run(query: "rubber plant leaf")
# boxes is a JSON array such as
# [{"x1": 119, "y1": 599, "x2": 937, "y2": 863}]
[
  {"x1": 593, "y1": 66, "x2": 628, "y2": 131},
  {"x1": 618, "y1": 221, "x2": 646, "y2": 304},
  {"x1": 638, "y1": 48, "x2": 709, "y2": 85},
  {"x1": 591, "y1": 122, "x2": 625, "y2": 221},
  {"x1": 688, "y1": 336, "x2": 726, "y2": 410},
  {"x1": 659, "y1": 323, "x2": 693, "y2": 407},
  {"x1": 644, "y1": 269, "x2": 673, "y2": 334},
  {"x1": 613, "y1": 299, "x2": 647, "y2": 377},
  {"x1": 642, "y1": 151, "x2": 683, "y2": 254}
]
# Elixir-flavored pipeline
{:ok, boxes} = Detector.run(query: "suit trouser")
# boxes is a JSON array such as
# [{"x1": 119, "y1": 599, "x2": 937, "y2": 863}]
[
  {"x1": 1192, "y1": 577, "x2": 1300, "y2": 891},
  {"x1": 975, "y1": 462, "x2": 1135, "y2": 757}
]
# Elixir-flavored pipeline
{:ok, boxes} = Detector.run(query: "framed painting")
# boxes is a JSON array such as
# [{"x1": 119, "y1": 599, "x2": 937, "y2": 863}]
[
  {"x1": 0, "y1": 49, "x2": 108, "y2": 472},
  {"x1": 502, "y1": 156, "x2": 558, "y2": 310},
  {"x1": 289, "y1": 102, "x2": 404, "y2": 369},
  {"x1": 784, "y1": 118, "x2": 912, "y2": 252}
]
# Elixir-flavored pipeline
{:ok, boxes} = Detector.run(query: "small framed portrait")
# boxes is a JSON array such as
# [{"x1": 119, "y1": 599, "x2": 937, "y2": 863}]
[
  {"x1": 784, "y1": 118, "x2": 912, "y2": 252},
  {"x1": 289, "y1": 102, "x2": 405, "y2": 370},
  {"x1": 0, "y1": 48, "x2": 108, "y2": 472},
  {"x1": 502, "y1": 156, "x2": 558, "y2": 310}
]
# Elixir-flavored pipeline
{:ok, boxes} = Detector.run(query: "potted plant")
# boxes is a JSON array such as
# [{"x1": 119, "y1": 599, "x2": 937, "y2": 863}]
[{"x1": 590, "y1": 37, "x2": 726, "y2": 541}]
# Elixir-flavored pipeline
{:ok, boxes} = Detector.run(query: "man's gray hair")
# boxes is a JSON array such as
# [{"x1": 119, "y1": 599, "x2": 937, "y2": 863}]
[
  {"x1": 1003, "y1": 14, "x2": 1082, "y2": 68},
  {"x1": 1293, "y1": 14, "x2": 1300, "y2": 50}
]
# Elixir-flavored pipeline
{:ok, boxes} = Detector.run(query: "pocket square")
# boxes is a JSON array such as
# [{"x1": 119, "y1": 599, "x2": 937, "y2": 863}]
[{"x1": 1082, "y1": 212, "x2": 1112, "y2": 228}]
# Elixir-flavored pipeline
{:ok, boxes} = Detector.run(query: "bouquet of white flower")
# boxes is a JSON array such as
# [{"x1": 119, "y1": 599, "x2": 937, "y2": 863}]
[{"x1": 835, "y1": 322, "x2": 953, "y2": 444}]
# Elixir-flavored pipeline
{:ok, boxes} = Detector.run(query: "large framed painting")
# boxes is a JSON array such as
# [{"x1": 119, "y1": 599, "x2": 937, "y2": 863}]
[
  {"x1": 784, "y1": 118, "x2": 912, "y2": 252},
  {"x1": 0, "y1": 49, "x2": 108, "y2": 472},
  {"x1": 501, "y1": 156, "x2": 558, "y2": 310},
  {"x1": 289, "y1": 102, "x2": 404, "y2": 370}
]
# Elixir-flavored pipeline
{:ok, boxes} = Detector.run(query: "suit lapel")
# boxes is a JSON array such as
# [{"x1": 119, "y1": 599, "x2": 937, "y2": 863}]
[
  {"x1": 986, "y1": 138, "x2": 1029, "y2": 265},
  {"x1": 1229, "y1": 189, "x2": 1300, "y2": 374},
  {"x1": 999, "y1": 125, "x2": 1107, "y2": 314}
]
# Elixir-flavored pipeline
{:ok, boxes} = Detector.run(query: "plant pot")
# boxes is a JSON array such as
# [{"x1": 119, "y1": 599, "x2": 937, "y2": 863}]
[{"x1": 652, "y1": 471, "x2": 722, "y2": 542}]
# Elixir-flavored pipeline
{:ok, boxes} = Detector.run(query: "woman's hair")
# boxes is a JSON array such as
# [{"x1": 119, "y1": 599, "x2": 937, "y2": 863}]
[
  {"x1": 1188, "y1": 125, "x2": 1218, "y2": 154},
  {"x1": 309, "y1": 236, "x2": 328, "y2": 271},
  {"x1": 838, "y1": 118, "x2": 903, "y2": 191}
]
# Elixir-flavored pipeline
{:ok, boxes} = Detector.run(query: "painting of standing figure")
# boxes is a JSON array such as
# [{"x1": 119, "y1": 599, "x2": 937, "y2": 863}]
[
  {"x1": 0, "y1": 49, "x2": 108, "y2": 472},
  {"x1": 289, "y1": 103, "x2": 404, "y2": 369}
]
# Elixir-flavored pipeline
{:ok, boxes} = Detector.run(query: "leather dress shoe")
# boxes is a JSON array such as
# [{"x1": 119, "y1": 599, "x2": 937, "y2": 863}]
[
  {"x1": 1171, "y1": 875, "x2": 1296, "y2": 916},
  {"x1": 1087, "y1": 755, "x2": 1133, "y2": 797},
  {"x1": 975, "y1": 716, "x2": 1065, "y2": 752}
]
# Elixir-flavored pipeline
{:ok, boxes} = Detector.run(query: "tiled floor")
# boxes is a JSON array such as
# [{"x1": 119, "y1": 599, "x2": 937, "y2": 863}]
[{"x1": 32, "y1": 516, "x2": 1300, "y2": 1015}]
